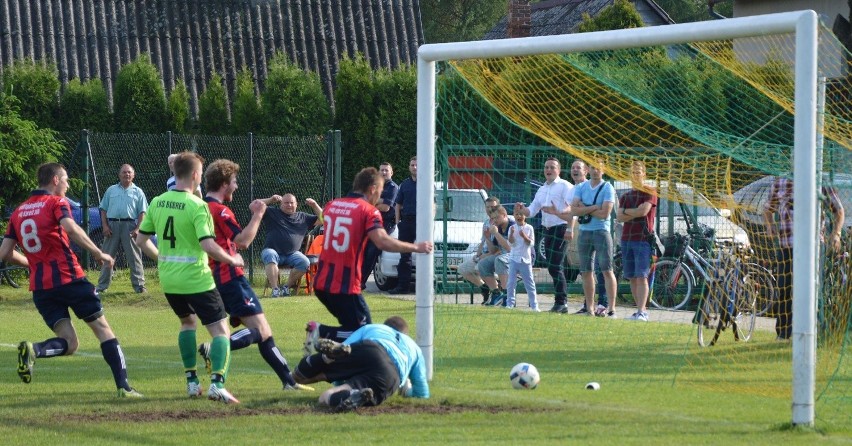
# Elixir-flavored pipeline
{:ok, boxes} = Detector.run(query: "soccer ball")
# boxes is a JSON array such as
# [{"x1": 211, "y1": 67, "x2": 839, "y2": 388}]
[{"x1": 509, "y1": 362, "x2": 540, "y2": 390}]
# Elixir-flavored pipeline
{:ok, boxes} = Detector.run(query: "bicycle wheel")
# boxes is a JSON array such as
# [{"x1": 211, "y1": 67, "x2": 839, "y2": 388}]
[
  {"x1": 697, "y1": 290, "x2": 721, "y2": 347},
  {"x1": 743, "y1": 263, "x2": 776, "y2": 317},
  {"x1": 1, "y1": 263, "x2": 28, "y2": 289},
  {"x1": 650, "y1": 259, "x2": 694, "y2": 310},
  {"x1": 724, "y1": 270, "x2": 758, "y2": 342}
]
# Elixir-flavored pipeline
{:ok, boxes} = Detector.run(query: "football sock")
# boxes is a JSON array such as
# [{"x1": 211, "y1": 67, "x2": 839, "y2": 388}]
[
  {"x1": 35, "y1": 337, "x2": 68, "y2": 358},
  {"x1": 210, "y1": 335, "x2": 230, "y2": 380},
  {"x1": 258, "y1": 337, "x2": 296, "y2": 387},
  {"x1": 230, "y1": 328, "x2": 261, "y2": 351},
  {"x1": 178, "y1": 329, "x2": 198, "y2": 371},
  {"x1": 328, "y1": 389, "x2": 351, "y2": 407},
  {"x1": 185, "y1": 370, "x2": 199, "y2": 383},
  {"x1": 100, "y1": 338, "x2": 130, "y2": 391}
]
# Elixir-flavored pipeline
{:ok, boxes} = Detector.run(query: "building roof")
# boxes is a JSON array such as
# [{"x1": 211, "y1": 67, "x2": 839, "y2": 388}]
[
  {"x1": 484, "y1": 0, "x2": 674, "y2": 40},
  {"x1": 0, "y1": 0, "x2": 424, "y2": 114}
]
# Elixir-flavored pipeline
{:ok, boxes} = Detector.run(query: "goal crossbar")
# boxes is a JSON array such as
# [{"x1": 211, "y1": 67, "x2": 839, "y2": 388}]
[{"x1": 415, "y1": 10, "x2": 819, "y2": 426}]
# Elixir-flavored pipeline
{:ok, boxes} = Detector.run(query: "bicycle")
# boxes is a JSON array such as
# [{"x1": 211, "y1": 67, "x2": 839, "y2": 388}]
[{"x1": 0, "y1": 261, "x2": 28, "y2": 289}]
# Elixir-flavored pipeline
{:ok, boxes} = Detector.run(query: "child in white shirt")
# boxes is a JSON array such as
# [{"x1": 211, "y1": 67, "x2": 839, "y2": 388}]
[{"x1": 505, "y1": 212, "x2": 538, "y2": 311}]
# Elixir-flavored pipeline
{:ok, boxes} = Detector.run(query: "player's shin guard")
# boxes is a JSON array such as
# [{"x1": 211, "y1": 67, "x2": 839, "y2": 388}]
[
  {"x1": 100, "y1": 338, "x2": 131, "y2": 391},
  {"x1": 210, "y1": 335, "x2": 231, "y2": 380},
  {"x1": 178, "y1": 329, "x2": 198, "y2": 371},
  {"x1": 258, "y1": 337, "x2": 295, "y2": 386}
]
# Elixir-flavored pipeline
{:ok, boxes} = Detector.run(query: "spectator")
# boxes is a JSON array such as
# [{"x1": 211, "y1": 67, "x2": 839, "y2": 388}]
[
  {"x1": 481, "y1": 206, "x2": 515, "y2": 306},
  {"x1": 762, "y1": 176, "x2": 844, "y2": 340},
  {"x1": 570, "y1": 158, "x2": 618, "y2": 318},
  {"x1": 390, "y1": 156, "x2": 419, "y2": 295},
  {"x1": 0, "y1": 163, "x2": 142, "y2": 397},
  {"x1": 361, "y1": 162, "x2": 399, "y2": 290},
  {"x1": 136, "y1": 151, "x2": 245, "y2": 404},
  {"x1": 457, "y1": 196, "x2": 502, "y2": 304},
  {"x1": 616, "y1": 161, "x2": 657, "y2": 322},
  {"x1": 514, "y1": 157, "x2": 574, "y2": 313},
  {"x1": 503, "y1": 211, "x2": 539, "y2": 311},
  {"x1": 294, "y1": 316, "x2": 428, "y2": 412},
  {"x1": 259, "y1": 193, "x2": 323, "y2": 297},
  {"x1": 197, "y1": 159, "x2": 313, "y2": 392},
  {"x1": 304, "y1": 167, "x2": 433, "y2": 350},
  {"x1": 97, "y1": 164, "x2": 148, "y2": 294},
  {"x1": 167, "y1": 154, "x2": 203, "y2": 198}
]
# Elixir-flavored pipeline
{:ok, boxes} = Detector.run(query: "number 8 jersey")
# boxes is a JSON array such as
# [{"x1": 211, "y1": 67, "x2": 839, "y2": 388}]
[
  {"x1": 4, "y1": 191, "x2": 85, "y2": 290},
  {"x1": 314, "y1": 193, "x2": 384, "y2": 294}
]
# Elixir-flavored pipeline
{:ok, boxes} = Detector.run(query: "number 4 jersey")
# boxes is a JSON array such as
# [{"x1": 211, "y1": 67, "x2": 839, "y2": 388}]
[
  {"x1": 4, "y1": 191, "x2": 85, "y2": 291},
  {"x1": 314, "y1": 193, "x2": 384, "y2": 294},
  {"x1": 139, "y1": 190, "x2": 216, "y2": 294}
]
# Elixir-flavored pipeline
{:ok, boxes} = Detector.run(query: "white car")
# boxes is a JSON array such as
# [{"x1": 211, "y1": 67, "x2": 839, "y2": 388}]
[
  {"x1": 373, "y1": 188, "x2": 489, "y2": 291},
  {"x1": 612, "y1": 180, "x2": 749, "y2": 247}
]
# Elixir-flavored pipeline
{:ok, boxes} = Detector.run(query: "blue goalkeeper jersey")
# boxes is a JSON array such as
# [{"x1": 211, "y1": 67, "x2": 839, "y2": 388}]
[{"x1": 344, "y1": 324, "x2": 430, "y2": 398}]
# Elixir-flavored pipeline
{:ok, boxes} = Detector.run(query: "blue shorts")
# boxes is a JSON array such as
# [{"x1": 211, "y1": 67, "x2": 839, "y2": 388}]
[
  {"x1": 261, "y1": 248, "x2": 309, "y2": 272},
  {"x1": 621, "y1": 241, "x2": 652, "y2": 279},
  {"x1": 218, "y1": 276, "x2": 264, "y2": 318},
  {"x1": 33, "y1": 279, "x2": 104, "y2": 329},
  {"x1": 578, "y1": 230, "x2": 614, "y2": 273}
]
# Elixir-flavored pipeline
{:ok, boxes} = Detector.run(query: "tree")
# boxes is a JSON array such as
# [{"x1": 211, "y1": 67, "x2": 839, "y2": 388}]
[
  {"x1": 113, "y1": 53, "x2": 167, "y2": 133},
  {"x1": 334, "y1": 54, "x2": 378, "y2": 183},
  {"x1": 261, "y1": 53, "x2": 331, "y2": 136},
  {"x1": 166, "y1": 80, "x2": 190, "y2": 133},
  {"x1": 1, "y1": 59, "x2": 60, "y2": 129},
  {"x1": 421, "y1": 0, "x2": 506, "y2": 43},
  {"x1": 578, "y1": 0, "x2": 644, "y2": 33},
  {"x1": 374, "y1": 66, "x2": 418, "y2": 179},
  {"x1": 197, "y1": 73, "x2": 229, "y2": 135},
  {"x1": 57, "y1": 78, "x2": 111, "y2": 132},
  {"x1": 231, "y1": 68, "x2": 261, "y2": 135}
]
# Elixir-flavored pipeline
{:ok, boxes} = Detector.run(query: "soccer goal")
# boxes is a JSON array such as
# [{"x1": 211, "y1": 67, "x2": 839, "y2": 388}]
[{"x1": 413, "y1": 10, "x2": 852, "y2": 428}]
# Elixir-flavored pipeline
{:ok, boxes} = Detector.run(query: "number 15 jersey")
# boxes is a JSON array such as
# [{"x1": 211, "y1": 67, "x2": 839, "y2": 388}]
[
  {"x1": 139, "y1": 190, "x2": 216, "y2": 294},
  {"x1": 314, "y1": 193, "x2": 383, "y2": 294}
]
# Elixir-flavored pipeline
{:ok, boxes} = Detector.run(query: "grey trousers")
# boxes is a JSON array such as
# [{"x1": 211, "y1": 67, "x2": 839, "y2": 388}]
[{"x1": 97, "y1": 220, "x2": 145, "y2": 290}]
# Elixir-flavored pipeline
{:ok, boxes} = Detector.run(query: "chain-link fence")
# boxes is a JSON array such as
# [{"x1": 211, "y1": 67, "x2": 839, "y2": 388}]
[{"x1": 54, "y1": 130, "x2": 341, "y2": 282}]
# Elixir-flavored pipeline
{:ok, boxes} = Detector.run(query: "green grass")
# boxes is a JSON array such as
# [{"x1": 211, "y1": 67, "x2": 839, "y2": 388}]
[{"x1": 0, "y1": 275, "x2": 849, "y2": 445}]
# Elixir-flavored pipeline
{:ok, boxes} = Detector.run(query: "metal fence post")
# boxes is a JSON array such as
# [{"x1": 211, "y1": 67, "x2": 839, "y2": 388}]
[
  {"x1": 80, "y1": 129, "x2": 91, "y2": 268},
  {"x1": 334, "y1": 130, "x2": 342, "y2": 197},
  {"x1": 248, "y1": 132, "x2": 255, "y2": 282}
]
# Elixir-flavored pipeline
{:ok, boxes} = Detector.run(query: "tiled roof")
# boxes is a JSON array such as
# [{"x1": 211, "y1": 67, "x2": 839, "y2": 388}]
[
  {"x1": 484, "y1": 0, "x2": 674, "y2": 40},
  {"x1": 0, "y1": 0, "x2": 424, "y2": 114}
]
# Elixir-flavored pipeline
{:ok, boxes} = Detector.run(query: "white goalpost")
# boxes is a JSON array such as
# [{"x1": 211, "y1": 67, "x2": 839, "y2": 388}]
[{"x1": 414, "y1": 10, "x2": 819, "y2": 426}]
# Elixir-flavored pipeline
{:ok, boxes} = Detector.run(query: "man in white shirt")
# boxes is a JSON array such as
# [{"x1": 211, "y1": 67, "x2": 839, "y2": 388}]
[{"x1": 514, "y1": 157, "x2": 574, "y2": 313}]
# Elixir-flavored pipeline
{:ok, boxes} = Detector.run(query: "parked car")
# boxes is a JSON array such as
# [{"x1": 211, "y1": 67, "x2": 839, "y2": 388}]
[
  {"x1": 732, "y1": 174, "x2": 852, "y2": 229},
  {"x1": 373, "y1": 187, "x2": 489, "y2": 291}
]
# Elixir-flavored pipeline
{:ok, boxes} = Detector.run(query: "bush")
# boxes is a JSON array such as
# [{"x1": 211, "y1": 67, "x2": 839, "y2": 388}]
[
  {"x1": 197, "y1": 73, "x2": 229, "y2": 135},
  {"x1": 0, "y1": 93, "x2": 64, "y2": 212},
  {"x1": 374, "y1": 66, "x2": 418, "y2": 180},
  {"x1": 334, "y1": 54, "x2": 378, "y2": 184},
  {"x1": 113, "y1": 53, "x2": 166, "y2": 133},
  {"x1": 166, "y1": 80, "x2": 190, "y2": 133},
  {"x1": 1, "y1": 59, "x2": 60, "y2": 129},
  {"x1": 261, "y1": 53, "x2": 331, "y2": 136},
  {"x1": 231, "y1": 68, "x2": 261, "y2": 135},
  {"x1": 57, "y1": 78, "x2": 111, "y2": 131}
]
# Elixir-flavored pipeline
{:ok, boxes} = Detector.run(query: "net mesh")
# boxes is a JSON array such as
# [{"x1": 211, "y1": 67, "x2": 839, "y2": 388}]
[{"x1": 431, "y1": 24, "x2": 851, "y2": 429}]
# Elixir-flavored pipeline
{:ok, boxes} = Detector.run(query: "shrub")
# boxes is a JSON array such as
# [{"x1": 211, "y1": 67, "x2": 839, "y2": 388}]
[
  {"x1": 113, "y1": 53, "x2": 166, "y2": 133},
  {"x1": 1, "y1": 59, "x2": 60, "y2": 128},
  {"x1": 57, "y1": 78, "x2": 111, "y2": 131},
  {"x1": 231, "y1": 68, "x2": 261, "y2": 135},
  {"x1": 197, "y1": 72, "x2": 229, "y2": 135},
  {"x1": 374, "y1": 66, "x2": 418, "y2": 181},
  {"x1": 166, "y1": 80, "x2": 190, "y2": 133},
  {"x1": 334, "y1": 54, "x2": 378, "y2": 183},
  {"x1": 261, "y1": 53, "x2": 331, "y2": 136}
]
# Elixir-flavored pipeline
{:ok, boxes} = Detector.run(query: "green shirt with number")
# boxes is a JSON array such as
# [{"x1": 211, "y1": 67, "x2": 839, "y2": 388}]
[{"x1": 139, "y1": 190, "x2": 216, "y2": 294}]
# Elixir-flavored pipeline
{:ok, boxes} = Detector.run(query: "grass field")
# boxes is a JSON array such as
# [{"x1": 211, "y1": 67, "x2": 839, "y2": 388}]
[{"x1": 0, "y1": 273, "x2": 849, "y2": 445}]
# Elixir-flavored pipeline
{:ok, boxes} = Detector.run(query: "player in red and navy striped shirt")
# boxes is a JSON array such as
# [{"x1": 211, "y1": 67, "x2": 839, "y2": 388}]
[
  {"x1": 202, "y1": 159, "x2": 311, "y2": 391},
  {"x1": 0, "y1": 163, "x2": 142, "y2": 397},
  {"x1": 303, "y1": 167, "x2": 433, "y2": 353}
]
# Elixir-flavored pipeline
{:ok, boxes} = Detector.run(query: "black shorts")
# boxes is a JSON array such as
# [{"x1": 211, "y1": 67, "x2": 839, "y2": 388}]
[
  {"x1": 33, "y1": 279, "x2": 103, "y2": 329},
  {"x1": 315, "y1": 289, "x2": 372, "y2": 331},
  {"x1": 217, "y1": 276, "x2": 264, "y2": 318},
  {"x1": 296, "y1": 340, "x2": 400, "y2": 405},
  {"x1": 165, "y1": 289, "x2": 228, "y2": 326}
]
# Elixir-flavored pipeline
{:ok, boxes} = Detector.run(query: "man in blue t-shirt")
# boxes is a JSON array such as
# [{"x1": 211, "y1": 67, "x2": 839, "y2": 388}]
[
  {"x1": 361, "y1": 162, "x2": 399, "y2": 289},
  {"x1": 260, "y1": 193, "x2": 323, "y2": 297},
  {"x1": 293, "y1": 315, "x2": 429, "y2": 412},
  {"x1": 570, "y1": 159, "x2": 618, "y2": 318}
]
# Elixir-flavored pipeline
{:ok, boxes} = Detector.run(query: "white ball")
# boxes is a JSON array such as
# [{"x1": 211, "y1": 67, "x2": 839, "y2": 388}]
[{"x1": 509, "y1": 362, "x2": 540, "y2": 390}]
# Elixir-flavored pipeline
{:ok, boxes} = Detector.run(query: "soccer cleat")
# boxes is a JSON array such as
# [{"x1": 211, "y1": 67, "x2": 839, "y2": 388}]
[
  {"x1": 198, "y1": 342, "x2": 212, "y2": 375},
  {"x1": 317, "y1": 338, "x2": 351, "y2": 360},
  {"x1": 118, "y1": 387, "x2": 145, "y2": 398},
  {"x1": 17, "y1": 341, "x2": 34, "y2": 384},
  {"x1": 303, "y1": 321, "x2": 320, "y2": 357},
  {"x1": 284, "y1": 383, "x2": 315, "y2": 391},
  {"x1": 187, "y1": 380, "x2": 203, "y2": 397},
  {"x1": 207, "y1": 383, "x2": 240, "y2": 404},
  {"x1": 336, "y1": 387, "x2": 375, "y2": 412}
]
